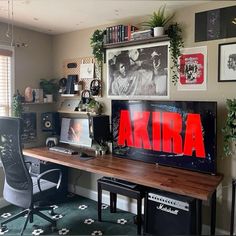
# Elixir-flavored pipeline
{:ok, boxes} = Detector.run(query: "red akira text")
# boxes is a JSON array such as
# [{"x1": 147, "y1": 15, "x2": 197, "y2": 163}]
[{"x1": 117, "y1": 110, "x2": 206, "y2": 158}]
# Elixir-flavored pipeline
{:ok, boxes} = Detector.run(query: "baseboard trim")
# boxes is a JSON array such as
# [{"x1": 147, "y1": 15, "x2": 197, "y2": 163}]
[
  {"x1": 68, "y1": 184, "x2": 229, "y2": 235},
  {"x1": 0, "y1": 197, "x2": 9, "y2": 208},
  {"x1": 68, "y1": 184, "x2": 139, "y2": 214}
]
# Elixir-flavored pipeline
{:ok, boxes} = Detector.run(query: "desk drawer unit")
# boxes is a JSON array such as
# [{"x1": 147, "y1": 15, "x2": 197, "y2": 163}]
[
  {"x1": 144, "y1": 190, "x2": 196, "y2": 235},
  {"x1": 24, "y1": 156, "x2": 68, "y2": 196}
]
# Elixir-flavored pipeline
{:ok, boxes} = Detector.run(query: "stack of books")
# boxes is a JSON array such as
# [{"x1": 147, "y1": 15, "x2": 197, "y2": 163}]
[
  {"x1": 105, "y1": 24, "x2": 138, "y2": 44},
  {"x1": 131, "y1": 29, "x2": 153, "y2": 41}
]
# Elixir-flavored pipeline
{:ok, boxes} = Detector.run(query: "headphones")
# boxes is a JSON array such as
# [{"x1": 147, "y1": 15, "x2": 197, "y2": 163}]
[
  {"x1": 59, "y1": 78, "x2": 67, "y2": 88},
  {"x1": 90, "y1": 79, "x2": 101, "y2": 96},
  {"x1": 58, "y1": 78, "x2": 67, "y2": 94},
  {"x1": 81, "y1": 90, "x2": 91, "y2": 104}
]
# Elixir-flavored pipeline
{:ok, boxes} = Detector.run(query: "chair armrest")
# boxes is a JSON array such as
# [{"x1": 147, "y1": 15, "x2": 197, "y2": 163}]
[
  {"x1": 37, "y1": 168, "x2": 62, "y2": 192},
  {"x1": 24, "y1": 161, "x2": 32, "y2": 174}
]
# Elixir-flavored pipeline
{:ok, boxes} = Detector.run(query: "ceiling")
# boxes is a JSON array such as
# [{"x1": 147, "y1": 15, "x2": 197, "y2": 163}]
[{"x1": 0, "y1": 0, "x2": 210, "y2": 35}]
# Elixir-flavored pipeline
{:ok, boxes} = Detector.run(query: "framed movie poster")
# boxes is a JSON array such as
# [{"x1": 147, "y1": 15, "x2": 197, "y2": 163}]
[
  {"x1": 178, "y1": 46, "x2": 207, "y2": 91},
  {"x1": 218, "y1": 42, "x2": 236, "y2": 82},
  {"x1": 106, "y1": 41, "x2": 169, "y2": 99}
]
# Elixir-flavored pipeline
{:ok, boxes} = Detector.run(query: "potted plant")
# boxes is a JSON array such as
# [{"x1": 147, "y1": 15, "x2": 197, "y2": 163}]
[
  {"x1": 222, "y1": 99, "x2": 236, "y2": 157},
  {"x1": 90, "y1": 29, "x2": 105, "y2": 67},
  {"x1": 142, "y1": 5, "x2": 174, "y2": 37},
  {"x1": 12, "y1": 90, "x2": 23, "y2": 117},
  {"x1": 39, "y1": 79, "x2": 59, "y2": 102},
  {"x1": 167, "y1": 23, "x2": 184, "y2": 85},
  {"x1": 87, "y1": 98, "x2": 103, "y2": 114}
]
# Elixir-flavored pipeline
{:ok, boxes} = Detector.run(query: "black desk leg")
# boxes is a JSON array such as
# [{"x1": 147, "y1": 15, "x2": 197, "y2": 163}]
[
  {"x1": 196, "y1": 199, "x2": 202, "y2": 235},
  {"x1": 137, "y1": 196, "x2": 142, "y2": 235},
  {"x1": 231, "y1": 179, "x2": 236, "y2": 235},
  {"x1": 110, "y1": 193, "x2": 117, "y2": 213},
  {"x1": 98, "y1": 182, "x2": 102, "y2": 221},
  {"x1": 210, "y1": 190, "x2": 216, "y2": 235}
]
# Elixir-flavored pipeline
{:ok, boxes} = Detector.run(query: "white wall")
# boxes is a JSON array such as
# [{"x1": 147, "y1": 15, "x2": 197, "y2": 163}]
[
  {"x1": 52, "y1": 1, "x2": 236, "y2": 232},
  {"x1": 0, "y1": 23, "x2": 55, "y2": 196}
]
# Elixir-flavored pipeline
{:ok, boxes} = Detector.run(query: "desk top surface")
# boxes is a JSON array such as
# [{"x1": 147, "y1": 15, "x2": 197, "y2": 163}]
[{"x1": 23, "y1": 147, "x2": 223, "y2": 201}]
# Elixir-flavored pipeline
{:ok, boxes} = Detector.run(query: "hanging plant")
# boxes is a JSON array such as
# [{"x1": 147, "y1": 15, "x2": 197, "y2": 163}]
[
  {"x1": 222, "y1": 99, "x2": 236, "y2": 157},
  {"x1": 167, "y1": 23, "x2": 184, "y2": 85},
  {"x1": 90, "y1": 29, "x2": 105, "y2": 67},
  {"x1": 12, "y1": 90, "x2": 23, "y2": 118}
]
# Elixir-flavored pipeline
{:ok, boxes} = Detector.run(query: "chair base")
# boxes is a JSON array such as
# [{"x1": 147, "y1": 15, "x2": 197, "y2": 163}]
[{"x1": 0, "y1": 205, "x2": 56, "y2": 236}]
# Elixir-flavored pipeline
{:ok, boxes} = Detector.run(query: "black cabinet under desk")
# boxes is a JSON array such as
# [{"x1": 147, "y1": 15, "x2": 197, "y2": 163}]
[{"x1": 24, "y1": 155, "x2": 68, "y2": 201}]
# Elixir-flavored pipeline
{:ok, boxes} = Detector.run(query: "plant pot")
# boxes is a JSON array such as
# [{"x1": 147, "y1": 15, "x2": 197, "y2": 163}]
[
  {"x1": 153, "y1": 27, "x2": 164, "y2": 37},
  {"x1": 45, "y1": 94, "x2": 53, "y2": 103}
]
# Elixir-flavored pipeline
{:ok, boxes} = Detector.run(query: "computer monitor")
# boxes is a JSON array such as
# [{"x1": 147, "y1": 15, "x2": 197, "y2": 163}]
[{"x1": 60, "y1": 117, "x2": 92, "y2": 148}]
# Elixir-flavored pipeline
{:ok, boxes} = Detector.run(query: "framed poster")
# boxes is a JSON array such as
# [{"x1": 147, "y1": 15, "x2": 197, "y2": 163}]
[
  {"x1": 21, "y1": 112, "x2": 37, "y2": 143},
  {"x1": 218, "y1": 42, "x2": 236, "y2": 82},
  {"x1": 178, "y1": 46, "x2": 207, "y2": 91},
  {"x1": 80, "y1": 63, "x2": 94, "y2": 79},
  {"x1": 195, "y1": 5, "x2": 236, "y2": 42},
  {"x1": 106, "y1": 41, "x2": 169, "y2": 99}
]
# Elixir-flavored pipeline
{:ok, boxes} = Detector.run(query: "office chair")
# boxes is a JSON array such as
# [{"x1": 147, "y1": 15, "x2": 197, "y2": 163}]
[{"x1": 0, "y1": 117, "x2": 62, "y2": 235}]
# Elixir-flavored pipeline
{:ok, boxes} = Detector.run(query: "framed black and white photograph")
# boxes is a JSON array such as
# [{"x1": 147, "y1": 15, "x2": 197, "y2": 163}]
[
  {"x1": 106, "y1": 41, "x2": 169, "y2": 99},
  {"x1": 218, "y1": 42, "x2": 236, "y2": 82}
]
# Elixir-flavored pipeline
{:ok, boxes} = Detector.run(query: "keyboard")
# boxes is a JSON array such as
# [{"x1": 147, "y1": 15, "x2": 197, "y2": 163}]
[
  {"x1": 49, "y1": 146, "x2": 78, "y2": 155},
  {"x1": 101, "y1": 177, "x2": 137, "y2": 189}
]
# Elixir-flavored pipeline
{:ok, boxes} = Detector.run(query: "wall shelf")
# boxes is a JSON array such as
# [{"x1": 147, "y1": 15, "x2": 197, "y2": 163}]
[
  {"x1": 103, "y1": 35, "x2": 170, "y2": 49},
  {"x1": 60, "y1": 94, "x2": 79, "y2": 97},
  {"x1": 58, "y1": 110, "x2": 96, "y2": 115},
  {"x1": 22, "y1": 102, "x2": 54, "y2": 105}
]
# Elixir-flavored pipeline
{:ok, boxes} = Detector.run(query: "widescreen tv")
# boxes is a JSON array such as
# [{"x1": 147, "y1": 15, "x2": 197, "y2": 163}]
[
  {"x1": 60, "y1": 118, "x2": 92, "y2": 148},
  {"x1": 112, "y1": 100, "x2": 217, "y2": 174}
]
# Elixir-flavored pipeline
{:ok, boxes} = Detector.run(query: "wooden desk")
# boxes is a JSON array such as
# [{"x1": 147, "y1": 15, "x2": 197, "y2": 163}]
[{"x1": 23, "y1": 147, "x2": 223, "y2": 234}]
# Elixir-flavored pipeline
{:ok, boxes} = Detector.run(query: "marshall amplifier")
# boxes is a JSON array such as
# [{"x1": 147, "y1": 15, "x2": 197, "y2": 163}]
[{"x1": 144, "y1": 189, "x2": 197, "y2": 235}]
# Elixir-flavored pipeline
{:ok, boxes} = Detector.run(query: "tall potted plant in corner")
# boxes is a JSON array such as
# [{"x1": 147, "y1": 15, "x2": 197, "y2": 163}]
[
  {"x1": 222, "y1": 99, "x2": 236, "y2": 157},
  {"x1": 142, "y1": 5, "x2": 174, "y2": 37},
  {"x1": 39, "y1": 79, "x2": 58, "y2": 102}
]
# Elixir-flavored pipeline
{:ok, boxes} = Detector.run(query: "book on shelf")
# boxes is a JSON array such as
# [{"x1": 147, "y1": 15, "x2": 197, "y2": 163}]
[
  {"x1": 105, "y1": 24, "x2": 138, "y2": 44},
  {"x1": 131, "y1": 29, "x2": 153, "y2": 41}
]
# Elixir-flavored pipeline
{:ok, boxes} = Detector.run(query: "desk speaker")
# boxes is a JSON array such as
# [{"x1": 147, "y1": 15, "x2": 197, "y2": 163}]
[
  {"x1": 144, "y1": 189, "x2": 197, "y2": 235},
  {"x1": 88, "y1": 115, "x2": 110, "y2": 142},
  {"x1": 41, "y1": 112, "x2": 60, "y2": 134}
]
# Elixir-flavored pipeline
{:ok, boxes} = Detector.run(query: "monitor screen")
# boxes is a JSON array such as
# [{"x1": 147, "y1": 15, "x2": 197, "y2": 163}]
[
  {"x1": 112, "y1": 100, "x2": 217, "y2": 174},
  {"x1": 60, "y1": 118, "x2": 92, "y2": 148}
]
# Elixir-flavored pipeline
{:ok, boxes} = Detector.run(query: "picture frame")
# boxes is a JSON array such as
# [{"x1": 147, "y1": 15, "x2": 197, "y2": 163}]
[
  {"x1": 106, "y1": 41, "x2": 169, "y2": 99},
  {"x1": 218, "y1": 42, "x2": 236, "y2": 82},
  {"x1": 178, "y1": 46, "x2": 207, "y2": 91},
  {"x1": 21, "y1": 112, "x2": 37, "y2": 143}
]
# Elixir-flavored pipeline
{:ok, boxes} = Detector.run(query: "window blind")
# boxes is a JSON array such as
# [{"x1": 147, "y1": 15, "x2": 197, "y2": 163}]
[{"x1": 0, "y1": 48, "x2": 13, "y2": 116}]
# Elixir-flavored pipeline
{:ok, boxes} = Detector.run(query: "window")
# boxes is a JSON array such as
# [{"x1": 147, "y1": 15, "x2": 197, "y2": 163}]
[{"x1": 0, "y1": 46, "x2": 14, "y2": 116}]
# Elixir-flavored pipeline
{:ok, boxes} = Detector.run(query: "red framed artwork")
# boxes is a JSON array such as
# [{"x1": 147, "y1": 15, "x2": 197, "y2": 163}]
[{"x1": 178, "y1": 46, "x2": 207, "y2": 91}]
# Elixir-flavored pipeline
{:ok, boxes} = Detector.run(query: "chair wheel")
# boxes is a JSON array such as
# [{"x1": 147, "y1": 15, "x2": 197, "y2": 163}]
[
  {"x1": 0, "y1": 225, "x2": 8, "y2": 233},
  {"x1": 49, "y1": 209, "x2": 55, "y2": 216},
  {"x1": 51, "y1": 225, "x2": 57, "y2": 232}
]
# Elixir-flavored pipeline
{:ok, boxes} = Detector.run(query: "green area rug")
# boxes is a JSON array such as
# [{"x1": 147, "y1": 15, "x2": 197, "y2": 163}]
[{"x1": 0, "y1": 194, "x2": 137, "y2": 235}]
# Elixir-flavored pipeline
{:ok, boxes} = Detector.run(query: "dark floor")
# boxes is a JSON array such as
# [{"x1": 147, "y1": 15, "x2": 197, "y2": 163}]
[{"x1": 0, "y1": 193, "x2": 138, "y2": 235}]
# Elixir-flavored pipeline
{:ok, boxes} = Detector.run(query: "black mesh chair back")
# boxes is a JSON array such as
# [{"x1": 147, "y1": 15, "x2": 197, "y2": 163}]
[
  {"x1": 0, "y1": 117, "x2": 33, "y2": 209},
  {"x1": 0, "y1": 116, "x2": 60, "y2": 235}
]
